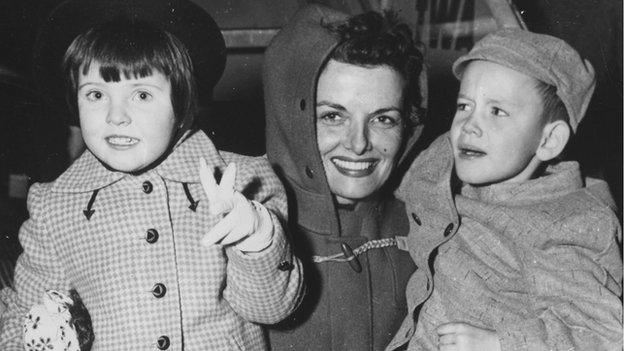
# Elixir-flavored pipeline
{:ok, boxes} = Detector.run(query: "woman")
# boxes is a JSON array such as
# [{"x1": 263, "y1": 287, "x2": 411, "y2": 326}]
[{"x1": 264, "y1": 5, "x2": 426, "y2": 350}]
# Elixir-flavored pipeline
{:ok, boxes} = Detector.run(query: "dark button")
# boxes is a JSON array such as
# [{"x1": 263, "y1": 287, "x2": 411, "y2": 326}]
[
  {"x1": 157, "y1": 335, "x2": 170, "y2": 350},
  {"x1": 146, "y1": 229, "x2": 159, "y2": 244},
  {"x1": 411, "y1": 213, "x2": 422, "y2": 226},
  {"x1": 340, "y1": 243, "x2": 362, "y2": 273},
  {"x1": 305, "y1": 166, "x2": 314, "y2": 179},
  {"x1": 443, "y1": 223, "x2": 454, "y2": 237},
  {"x1": 299, "y1": 99, "x2": 306, "y2": 111},
  {"x1": 142, "y1": 181, "x2": 153, "y2": 194},
  {"x1": 277, "y1": 261, "x2": 294, "y2": 271},
  {"x1": 152, "y1": 283, "x2": 166, "y2": 298}
]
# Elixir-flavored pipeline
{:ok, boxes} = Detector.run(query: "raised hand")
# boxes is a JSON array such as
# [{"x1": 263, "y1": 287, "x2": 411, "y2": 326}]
[{"x1": 198, "y1": 158, "x2": 273, "y2": 252}]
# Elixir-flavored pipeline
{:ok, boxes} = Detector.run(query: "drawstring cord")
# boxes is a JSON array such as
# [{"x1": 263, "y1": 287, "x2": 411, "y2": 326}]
[{"x1": 312, "y1": 236, "x2": 408, "y2": 264}]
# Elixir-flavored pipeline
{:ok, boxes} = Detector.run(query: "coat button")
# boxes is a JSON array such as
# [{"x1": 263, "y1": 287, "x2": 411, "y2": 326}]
[
  {"x1": 146, "y1": 229, "x2": 159, "y2": 244},
  {"x1": 152, "y1": 283, "x2": 167, "y2": 298},
  {"x1": 157, "y1": 335, "x2": 170, "y2": 350},
  {"x1": 443, "y1": 223, "x2": 454, "y2": 237},
  {"x1": 340, "y1": 243, "x2": 362, "y2": 273},
  {"x1": 305, "y1": 166, "x2": 314, "y2": 178},
  {"x1": 411, "y1": 213, "x2": 422, "y2": 226},
  {"x1": 299, "y1": 98, "x2": 306, "y2": 111},
  {"x1": 142, "y1": 181, "x2": 153, "y2": 194},
  {"x1": 277, "y1": 261, "x2": 294, "y2": 271}
]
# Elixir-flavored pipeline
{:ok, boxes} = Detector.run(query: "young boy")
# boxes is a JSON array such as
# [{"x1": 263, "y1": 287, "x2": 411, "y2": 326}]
[
  {"x1": 0, "y1": 0, "x2": 302, "y2": 349},
  {"x1": 386, "y1": 28, "x2": 622, "y2": 351}
]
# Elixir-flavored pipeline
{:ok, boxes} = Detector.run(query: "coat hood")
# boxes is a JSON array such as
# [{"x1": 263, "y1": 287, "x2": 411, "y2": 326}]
[{"x1": 264, "y1": 5, "x2": 425, "y2": 235}]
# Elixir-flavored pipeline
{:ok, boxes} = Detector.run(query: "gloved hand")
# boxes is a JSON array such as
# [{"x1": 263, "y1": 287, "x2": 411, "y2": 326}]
[
  {"x1": 199, "y1": 158, "x2": 274, "y2": 252},
  {"x1": 24, "y1": 290, "x2": 80, "y2": 351}
]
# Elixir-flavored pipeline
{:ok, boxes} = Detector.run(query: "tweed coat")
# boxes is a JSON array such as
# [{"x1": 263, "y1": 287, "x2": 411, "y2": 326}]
[
  {"x1": 387, "y1": 134, "x2": 623, "y2": 350},
  {"x1": 0, "y1": 130, "x2": 304, "y2": 350},
  {"x1": 263, "y1": 5, "x2": 424, "y2": 350}
]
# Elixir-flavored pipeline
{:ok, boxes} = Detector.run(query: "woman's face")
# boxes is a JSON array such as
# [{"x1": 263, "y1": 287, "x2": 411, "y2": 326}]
[{"x1": 316, "y1": 59, "x2": 405, "y2": 204}]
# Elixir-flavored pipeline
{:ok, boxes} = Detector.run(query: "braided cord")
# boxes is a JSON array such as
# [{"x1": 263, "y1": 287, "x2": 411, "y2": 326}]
[{"x1": 312, "y1": 237, "x2": 399, "y2": 263}]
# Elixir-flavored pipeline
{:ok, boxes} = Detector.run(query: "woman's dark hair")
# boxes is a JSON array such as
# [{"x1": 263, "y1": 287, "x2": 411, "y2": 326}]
[
  {"x1": 63, "y1": 19, "x2": 197, "y2": 131},
  {"x1": 324, "y1": 10, "x2": 425, "y2": 128}
]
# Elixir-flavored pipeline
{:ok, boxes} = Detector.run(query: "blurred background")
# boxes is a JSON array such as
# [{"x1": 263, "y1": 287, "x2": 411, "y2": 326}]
[{"x1": 0, "y1": 0, "x2": 621, "y2": 287}]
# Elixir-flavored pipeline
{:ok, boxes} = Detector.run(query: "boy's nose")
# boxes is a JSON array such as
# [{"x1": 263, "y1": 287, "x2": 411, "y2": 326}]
[
  {"x1": 106, "y1": 102, "x2": 131, "y2": 126},
  {"x1": 343, "y1": 122, "x2": 371, "y2": 155},
  {"x1": 461, "y1": 113, "x2": 482, "y2": 137}
]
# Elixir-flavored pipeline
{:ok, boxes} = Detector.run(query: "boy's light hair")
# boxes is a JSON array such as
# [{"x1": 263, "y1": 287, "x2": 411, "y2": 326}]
[
  {"x1": 63, "y1": 19, "x2": 197, "y2": 138},
  {"x1": 452, "y1": 28, "x2": 595, "y2": 133}
]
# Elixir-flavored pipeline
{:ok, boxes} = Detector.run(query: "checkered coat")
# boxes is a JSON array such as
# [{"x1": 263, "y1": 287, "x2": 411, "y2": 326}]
[
  {"x1": 0, "y1": 131, "x2": 303, "y2": 350},
  {"x1": 387, "y1": 134, "x2": 623, "y2": 350}
]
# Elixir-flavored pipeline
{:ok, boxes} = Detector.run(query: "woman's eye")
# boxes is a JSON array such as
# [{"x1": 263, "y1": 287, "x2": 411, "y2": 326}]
[
  {"x1": 372, "y1": 115, "x2": 399, "y2": 127},
  {"x1": 85, "y1": 91, "x2": 103, "y2": 101},
  {"x1": 135, "y1": 91, "x2": 153, "y2": 101},
  {"x1": 491, "y1": 107, "x2": 509, "y2": 117},
  {"x1": 318, "y1": 112, "x2": 343, "y2": 124},
  {"x1": 456, "y1": 103, "x2": 468, "y2": 111}
]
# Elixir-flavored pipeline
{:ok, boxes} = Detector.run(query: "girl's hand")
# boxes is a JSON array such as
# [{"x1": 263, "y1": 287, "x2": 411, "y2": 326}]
[
  {"x1": 199, "y1": 158, "x2": 273, "y2": 252},
  {"x1": 436, "y1": 322, "x2": 501, "y2": 351}
]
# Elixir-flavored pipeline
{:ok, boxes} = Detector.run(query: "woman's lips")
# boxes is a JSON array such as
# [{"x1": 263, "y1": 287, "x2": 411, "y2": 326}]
[
  {"x1": 106, "y1": 135, "x2": 139, "y2": 149},
  {"x1": 331, "y1": 157, "x2": 377, "y2": 177}
]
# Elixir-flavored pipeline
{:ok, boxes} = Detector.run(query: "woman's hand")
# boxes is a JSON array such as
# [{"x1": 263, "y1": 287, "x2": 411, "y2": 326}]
[
  {"x1": 199, "y1": 158, "x2": 274, "y2": 252},
  {"x1": 436, "y1": 322, "x2": 501, "y2": 351}
]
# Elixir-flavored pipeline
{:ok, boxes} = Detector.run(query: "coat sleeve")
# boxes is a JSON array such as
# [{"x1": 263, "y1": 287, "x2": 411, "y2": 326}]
[
  {"x1": 496, "y1": 207, "x2": 623, "y2": 351},
  {"x1": 0, "y1": 183, "x2": 71, "y2": 350},
  {"x1": 222, "y1": 156, "x2": 304, "y2": 324}
]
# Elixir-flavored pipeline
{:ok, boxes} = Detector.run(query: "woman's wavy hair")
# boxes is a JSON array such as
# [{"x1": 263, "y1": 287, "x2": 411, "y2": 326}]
[{"x1": 323, "y1": 10, "x2": 425, "y2": 130}]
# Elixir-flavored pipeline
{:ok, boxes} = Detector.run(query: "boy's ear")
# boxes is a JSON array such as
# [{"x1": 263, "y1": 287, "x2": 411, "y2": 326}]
[{"x1": 536, "y1": 120, "x2": 570, "y2": 161}]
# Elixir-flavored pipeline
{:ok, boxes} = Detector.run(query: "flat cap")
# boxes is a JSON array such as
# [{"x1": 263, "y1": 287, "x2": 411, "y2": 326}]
[{"x1": 453, "y1": 28, "x2": 595, "y2": 132}]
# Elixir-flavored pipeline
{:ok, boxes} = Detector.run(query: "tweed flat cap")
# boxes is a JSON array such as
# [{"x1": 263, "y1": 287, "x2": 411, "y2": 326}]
[{"x1": 452, "y1": 28, "x2": 595, "y2": 132}]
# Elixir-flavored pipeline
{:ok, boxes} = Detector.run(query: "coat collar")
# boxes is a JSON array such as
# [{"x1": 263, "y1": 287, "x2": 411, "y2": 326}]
[{"x1": 51, "y1": 131, "x2": 222, "y2": 193}]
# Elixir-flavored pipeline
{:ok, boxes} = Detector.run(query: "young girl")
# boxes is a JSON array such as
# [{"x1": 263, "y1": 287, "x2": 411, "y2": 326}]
[{"x1": 0, "y1": 0, "x2": 302, "y2": 349}]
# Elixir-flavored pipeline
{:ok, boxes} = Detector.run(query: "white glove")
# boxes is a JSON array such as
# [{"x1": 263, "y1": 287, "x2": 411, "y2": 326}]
[
  {"x1": 199, "y1": 158, "x2": 274, "y2": 252},
  {"x1": 24, "y1": 290, "x2": 80, "y2": 351}
]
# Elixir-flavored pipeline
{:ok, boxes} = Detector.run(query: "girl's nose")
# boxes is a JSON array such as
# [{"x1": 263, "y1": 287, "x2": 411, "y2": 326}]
[
  {"x1": 343, "y1": 121, "x2": 371, "y2": 155},
  {"x1": 106, "y1": 101, "x2": 131, "y2": 126}
]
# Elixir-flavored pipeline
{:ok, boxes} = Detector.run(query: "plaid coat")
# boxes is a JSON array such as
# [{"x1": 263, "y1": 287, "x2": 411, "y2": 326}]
[
  {"x1": 387, "y1": 134, "x2": 622, "y2": 350},
  {"x1": 0, "y1": 131, "x2": 303, "y2": 350}
]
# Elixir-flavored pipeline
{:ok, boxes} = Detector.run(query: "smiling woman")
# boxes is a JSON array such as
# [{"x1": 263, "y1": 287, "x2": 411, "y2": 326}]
[{"x1": 264, "y1": 5, "x2": 425, "y2": 350}]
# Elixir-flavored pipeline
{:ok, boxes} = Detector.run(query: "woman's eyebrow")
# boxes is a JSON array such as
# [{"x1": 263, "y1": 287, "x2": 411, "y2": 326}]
[
  {"x1": 370, "y1": 107, "x2": 402, "y2": 115},
  {"x1": 316, "y1": 101, "x2": 346, "y2": 111}
]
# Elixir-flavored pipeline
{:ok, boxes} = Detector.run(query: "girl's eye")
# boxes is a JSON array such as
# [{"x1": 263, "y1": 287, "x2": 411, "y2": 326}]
[
  {"x1": 85, "y1": 91, "x2": 104, "y2": 101},
  {"x1": 456, "y1": 102, "x2": 468, "y2": 111},
  {"x1": 135, "y1": 91, "x2": 153, "y2": 101},
  {"x1": 491, "y1": 107, "x2": 509, "y2": 117}
]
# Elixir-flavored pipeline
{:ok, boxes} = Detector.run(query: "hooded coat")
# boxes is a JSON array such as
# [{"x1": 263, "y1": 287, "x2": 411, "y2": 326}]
[{"x1": 263, "y1": 5, "x2": 425, "y2": 350}]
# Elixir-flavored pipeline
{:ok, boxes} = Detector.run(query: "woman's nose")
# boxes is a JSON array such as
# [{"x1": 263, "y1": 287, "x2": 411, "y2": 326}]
[
  {"x1": 106, "y1": 101, "x2": 131, "y2": 126},
  {"x1": 343, "y1": 122, "x2": 371, "y2": 155}
]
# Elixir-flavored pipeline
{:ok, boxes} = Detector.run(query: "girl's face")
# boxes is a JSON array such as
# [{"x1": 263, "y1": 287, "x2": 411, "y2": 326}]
[
  {"x1": 316, "y1": 60, "x2": 405, "y2": 205},
  {"x1": 78, "y1": 62, "x2": 176, "y2": 173}
]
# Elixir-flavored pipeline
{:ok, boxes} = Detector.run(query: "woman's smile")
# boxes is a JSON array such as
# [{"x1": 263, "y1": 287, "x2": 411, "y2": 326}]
[{"x1": 330, "y1": 157, "x2": 378, "y2": 177}]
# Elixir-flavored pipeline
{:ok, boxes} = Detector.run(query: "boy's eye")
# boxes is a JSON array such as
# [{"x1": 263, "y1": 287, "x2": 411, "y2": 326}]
[
  {"x1": 491, "y1": 107, "x2": 509, "y2": 117},
  {"x1": 85, "y1": 91, "x2": 104, "y2": 101}
]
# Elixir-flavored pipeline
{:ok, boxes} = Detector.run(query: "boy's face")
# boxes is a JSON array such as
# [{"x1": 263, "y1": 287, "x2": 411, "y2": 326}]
[
  {"x1": 450, "y1": 60, "x2": 546, "y2": 186},
  {"x1": 78, "y1": 62, "x2": 176, "y2": 173},
  {"x1": 316, "y1": 60, "x2": 405, "y2": 204}
]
